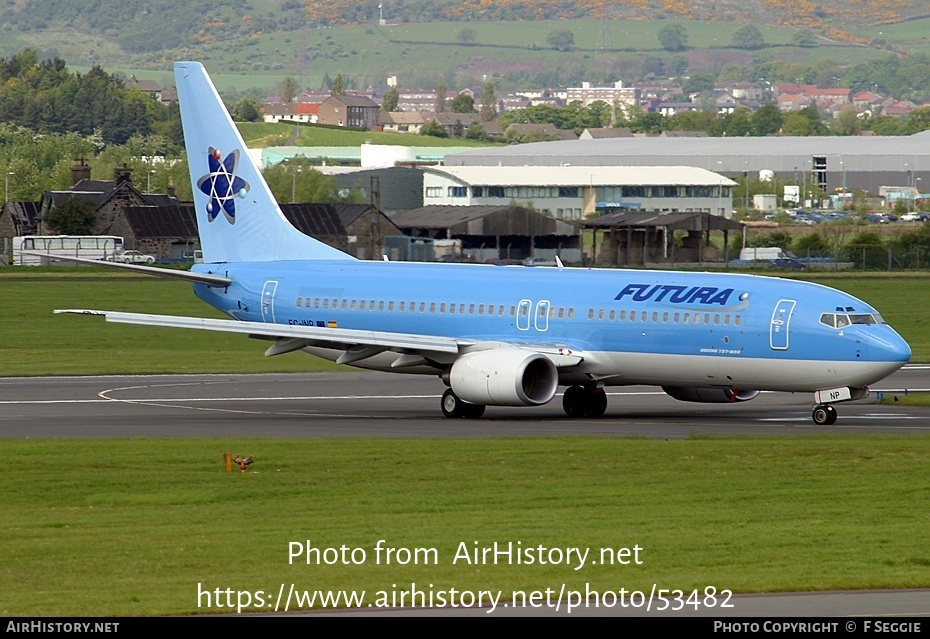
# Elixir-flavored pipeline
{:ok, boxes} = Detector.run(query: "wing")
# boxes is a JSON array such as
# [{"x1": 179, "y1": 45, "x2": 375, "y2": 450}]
[{"x1": 55, "y1": 309, "x2": 585, "y2": 369}]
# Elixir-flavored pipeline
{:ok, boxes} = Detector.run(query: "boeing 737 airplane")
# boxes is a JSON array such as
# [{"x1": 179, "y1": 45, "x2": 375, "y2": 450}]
[{"x1": 52, "y1": 61, "x2": 911, "y2": 425}]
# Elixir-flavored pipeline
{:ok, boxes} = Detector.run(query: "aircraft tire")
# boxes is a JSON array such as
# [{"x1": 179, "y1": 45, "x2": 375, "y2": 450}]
[
  {"x1": 441, "y1": 389, "x2": 465, "y2": 418},
  {"x1": 461, "y1": 402, "x2": 486, "y2": 419},
  {"x1": 585, "y1": 388, "x2": 608, "y2": 417},
  {"x1": 562, "y1": 385, "x2": 587, "y2": 417},
  {"x1": 812, "y1": 404, "x2": 837, "y2": 425}
]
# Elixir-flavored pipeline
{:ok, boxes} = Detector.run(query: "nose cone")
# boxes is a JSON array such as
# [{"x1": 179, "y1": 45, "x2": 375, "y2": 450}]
[{"x1": 868, "y1": 327, "x2": 911, "y2": 378}]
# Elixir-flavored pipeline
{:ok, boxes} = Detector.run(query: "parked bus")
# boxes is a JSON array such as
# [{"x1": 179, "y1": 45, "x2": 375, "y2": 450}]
[{"x1": 12, "y1": 235, "x2": 124, "y2": 266}]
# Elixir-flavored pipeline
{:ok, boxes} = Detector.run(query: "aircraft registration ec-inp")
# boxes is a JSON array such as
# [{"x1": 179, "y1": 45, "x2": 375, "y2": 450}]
[{"x1": 55, "y1": 61, "x2": 911, "y2": 425}]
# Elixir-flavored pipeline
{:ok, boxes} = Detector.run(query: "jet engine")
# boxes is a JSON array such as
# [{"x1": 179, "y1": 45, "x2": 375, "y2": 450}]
[
  {"x1": 446, "y1": 349, "x2": 559, "y2": 406},
  {"x1": 662, "y1": 387, "x2": 760, "y2": 403}
]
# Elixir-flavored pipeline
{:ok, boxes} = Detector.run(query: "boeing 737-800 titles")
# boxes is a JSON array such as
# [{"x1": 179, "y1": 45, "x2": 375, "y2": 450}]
[{"x1": 53, "y1": 62, "x2": 911, "y2": 425}]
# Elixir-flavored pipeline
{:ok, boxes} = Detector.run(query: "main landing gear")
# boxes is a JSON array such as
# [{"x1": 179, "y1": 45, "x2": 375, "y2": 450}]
[
  {"x1": 811, "y1": 404, "x2": 838, "y2": 425},
  {"x1": 441, "y1": 389, "x2": 486, "y2": 419},
  {"x1": 562, "y1": 385, "x2": 607, "y2": 418}
]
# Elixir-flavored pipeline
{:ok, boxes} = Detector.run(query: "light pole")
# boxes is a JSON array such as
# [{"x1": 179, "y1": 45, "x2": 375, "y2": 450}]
[
  {"x1": 744, "y1": 162, "x2": 749, "y2": 212},
  {"x1": 5, "y1": 171, "x2": 13, "y2": 204},
  {"x1": 148, "y1": 169, "x2": 155, "y2": 193},
  {"x1": 291, "y1": 167, "x2": 302, "y2": 203}
]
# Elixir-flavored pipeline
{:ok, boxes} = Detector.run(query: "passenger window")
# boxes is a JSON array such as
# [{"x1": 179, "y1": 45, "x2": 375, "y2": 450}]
[
  {"x1": 440, "y1": 303, "x2": 446, "y2": 314},
  {"x1": 296, "y1": 297, "x2": 302, "y2": 307},
  {"x1": 609, "y1": 310, "x2": 616, "y2": 321},
  {"x1": 558, "y1": 307, "x2": 565, "y2": 319},
  {"x1": 419, "y1": 302, "x2": 426, "y2": 312},
  {"x1": 652, "y1": 312, "x2": 658, "y2": 323},
  {"x1": 399, "y1": 302, "x2": 406, "y2": 312},
  {"x1": 619, "y1": 310, "x2": 626, "y2": 321},
  {"x1": 351, "y1": 300, "x2": 358, "y2": 311},
  {"x1": 389, "y1": 301, "x2": 395, "y2": 312},
  {"x1": 430, "y1": 302, "x2": 436, "y2": 313},
  {"x1": 568, "y1": 308, "x2": 575, "y2": 319}
]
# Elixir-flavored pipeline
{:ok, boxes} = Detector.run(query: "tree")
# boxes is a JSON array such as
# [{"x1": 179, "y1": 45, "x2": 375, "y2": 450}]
[
  {"x1": 232, "y1": 97, "x2": 263, "y2": 122},
  {"x1": 732, "y1": 25, "x2": 765, "y2": 50},
  {"x1": 381, "y1": 85, "x2": 399, "y2": 112},
  {"x1": 450, "y1": 92, "x2": 475, "y2": 114},
  {"x1": 44, "y1": 199, "x2": 96, "y2": 235},
  {"x1": 456, "y1": 28, "x2": 477, "y2": 45},
  {"x1": 434, "y1": 80, "x2": 446, "y2": 114},
  {"x1": 420, "y1": 119, "x2": 447, "y2": 137},
  {"x1": 750, "y1": 104, "x2": 784, "y2": 136},
  {"x1": 281, "y1": 76, "x2": 297, "y2": 104},
  {"x1": 831, "y1": 105, "x2": 861, "y2": 136},
  {"x1": 657, "y1": 24, "x2": 688, "y2": 52},
  {"x1": 667, "y1": 55, "x2": 688, "y2": 77},
  {"x1": 465, "y1": 122, "x2": 487, "y2": 140},
  {"x1": 546, "y1": 28, "x2": 575, "y2": 52},
  {"x1": 479, "y1": 82, "x2": 497, "y2": 122},
  {"x1": 331, "y1": 73, "x2": 345, "y2": 95},
  {"x1": 792, "y1": 31, "x2": 816, "y2": 47}
]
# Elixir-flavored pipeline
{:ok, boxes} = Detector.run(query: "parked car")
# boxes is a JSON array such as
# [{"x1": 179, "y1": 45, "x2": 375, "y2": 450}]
[
  {"x1": 522, "y1": 256, "x2": 559, "y2": 267},
  {"x1": 769, "y1": 258, "x2": 806, "y2": 270},
  {"x1": 901, "y1": 212, "x2": 929, "y2": 222},
  {"x1": 114, "y1": 250, "x2": 156, "y2": 264}
]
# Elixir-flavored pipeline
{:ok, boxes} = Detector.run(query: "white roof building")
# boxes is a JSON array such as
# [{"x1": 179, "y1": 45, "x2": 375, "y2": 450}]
[{"x1": 422, "y1": 165, "x2": 736, "y2": 219}]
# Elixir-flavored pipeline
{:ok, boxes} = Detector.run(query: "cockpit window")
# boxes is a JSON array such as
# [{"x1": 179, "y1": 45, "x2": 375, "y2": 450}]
[{"x1": 820, "y1": 312, "x2": 882, "y2": 329}]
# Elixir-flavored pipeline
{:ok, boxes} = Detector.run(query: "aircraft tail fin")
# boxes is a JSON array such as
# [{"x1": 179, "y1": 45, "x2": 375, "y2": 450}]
[{"x1": 174, "y1": 61, "x2": 354, "y2": 264}]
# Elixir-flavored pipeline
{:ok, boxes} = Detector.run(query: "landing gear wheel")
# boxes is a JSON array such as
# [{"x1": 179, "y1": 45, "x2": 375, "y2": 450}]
[
  {"x1": 441, "y1": 389, "x2": 464, "y2": 418},
  {"x1": 562, "y1": 385, "x2": 587, "y2": 417},
  {"x1": 812, "y1": 404, "x2": 838, "y2": 425},
  {"x1": 461, "y1": 402, "x2": 486, "y2": 419},
  {"x1": 586, "y1": 388, "x2": 608, "y2": 418},
  {"x1": 563, "y1": 385, "x2": 608, "y2": 418},
  {"x1": 441, "y1": 389, "x2": 485, "y2": 419}
]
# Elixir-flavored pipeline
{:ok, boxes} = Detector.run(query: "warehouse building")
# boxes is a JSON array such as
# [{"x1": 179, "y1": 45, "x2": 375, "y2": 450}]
[{"x1": 444, "y1": 132, "x2": 930, "y2": 197}]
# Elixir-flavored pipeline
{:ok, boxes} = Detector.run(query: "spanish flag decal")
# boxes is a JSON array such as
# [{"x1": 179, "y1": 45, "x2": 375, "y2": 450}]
[{"x1": 327, "y1": 320, "x2": 338, "y2": 329}]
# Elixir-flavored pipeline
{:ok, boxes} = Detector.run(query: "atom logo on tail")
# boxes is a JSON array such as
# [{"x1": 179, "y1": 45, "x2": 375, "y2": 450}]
[{"x1": 196, "y1": 147, "x2": 250, "y2": 224}]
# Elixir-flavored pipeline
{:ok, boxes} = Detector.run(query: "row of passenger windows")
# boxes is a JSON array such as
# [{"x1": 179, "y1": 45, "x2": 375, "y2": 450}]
[
  {"x1": 293, "y1": 296, "x2": 741, "y2": 326},
  {"x1": 587, "y1": 307, "x2": 742, "y2": 326},
  {"x1": 296, "y1": 297, "x2": 531, "y2": 317}
]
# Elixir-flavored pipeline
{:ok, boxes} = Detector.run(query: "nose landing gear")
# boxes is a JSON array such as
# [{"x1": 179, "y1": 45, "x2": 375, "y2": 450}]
[{"x1": 811, "y1": 404, "x2": 838, "y2": 425}]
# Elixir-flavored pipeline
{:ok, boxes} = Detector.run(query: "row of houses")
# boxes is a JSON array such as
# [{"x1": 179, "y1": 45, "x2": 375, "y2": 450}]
[{"x1": 264, "y1": 77, "x2": 930, "y2": 132}]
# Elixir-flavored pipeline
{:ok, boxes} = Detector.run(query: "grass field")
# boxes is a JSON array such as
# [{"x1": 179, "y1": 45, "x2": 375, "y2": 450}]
[{"x1": 2, "y1": 436, "x2": 929, "y2": 615}]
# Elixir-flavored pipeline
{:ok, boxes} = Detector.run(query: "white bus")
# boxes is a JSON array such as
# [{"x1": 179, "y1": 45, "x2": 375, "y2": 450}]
[{"x1": 13, "y1": 235, "x2": 125, "y2": 266}]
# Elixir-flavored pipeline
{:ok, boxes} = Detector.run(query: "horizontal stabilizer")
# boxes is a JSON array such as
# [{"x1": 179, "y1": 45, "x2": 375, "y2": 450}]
[{"x1": 21, "y1": 252, "x2": 231, "y2": 287}]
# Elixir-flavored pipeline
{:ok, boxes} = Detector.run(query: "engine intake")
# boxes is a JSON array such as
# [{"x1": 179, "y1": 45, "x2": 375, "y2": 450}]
[
  {"x1": 662, "y1": 387, "x2": 760, "y2": 403},
  {"x1": 448, "y1": 349, "x2": 559, "y2": 406}
]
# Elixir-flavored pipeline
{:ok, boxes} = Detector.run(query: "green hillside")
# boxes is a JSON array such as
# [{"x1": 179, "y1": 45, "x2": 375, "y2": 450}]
[{"x1": 0, "y1": 1, "x2": 927, "y2": 95}]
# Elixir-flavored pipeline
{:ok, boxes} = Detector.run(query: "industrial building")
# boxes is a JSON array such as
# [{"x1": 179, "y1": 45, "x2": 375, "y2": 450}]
[{"x1": 444, "y1": 132, "x2": 930, "y2": 199}]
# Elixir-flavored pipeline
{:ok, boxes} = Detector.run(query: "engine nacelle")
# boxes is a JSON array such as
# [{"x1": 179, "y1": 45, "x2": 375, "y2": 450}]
[
  {"x1": 662, "y1": 386, "x2": 760, "y2": 403},
  {"x1": 448, "y1": 349, "x2": 559, "y2": 406}
]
